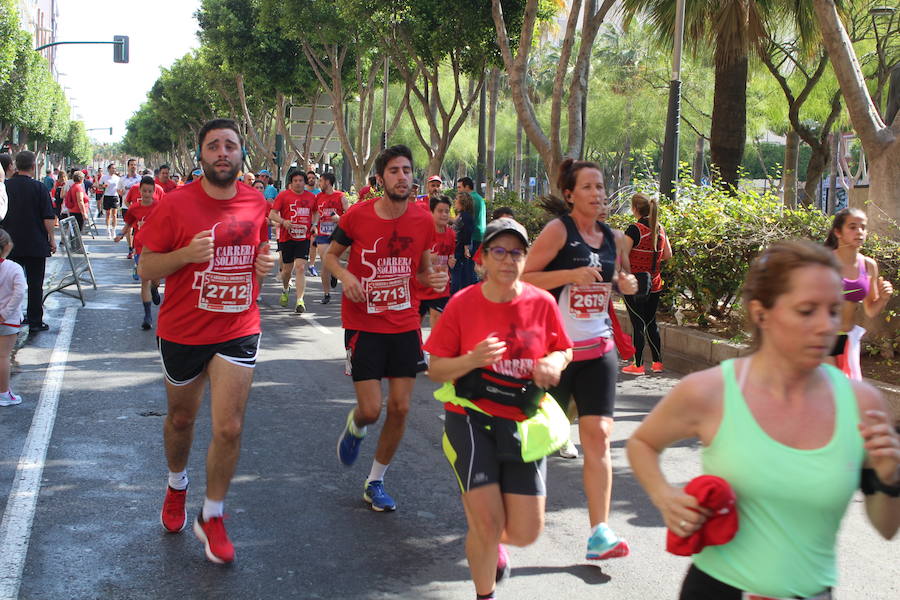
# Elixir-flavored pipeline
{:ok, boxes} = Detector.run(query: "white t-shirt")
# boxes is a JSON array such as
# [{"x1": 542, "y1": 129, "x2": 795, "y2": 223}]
[
  {"x1": 100, "y1": 174, "x2": 120, "y2": 197},
  {"x1": 118, "y1": 173, "x2": 141, "y2": 195}
]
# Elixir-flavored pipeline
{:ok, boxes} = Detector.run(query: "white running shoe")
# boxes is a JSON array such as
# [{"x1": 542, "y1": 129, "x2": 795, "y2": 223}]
[
  {"x1": 559, "y1": 439, "x2": 579, "y2": 459},
  {"x1": 0, "y1": 390, "x2": 23, "y2": 406}
]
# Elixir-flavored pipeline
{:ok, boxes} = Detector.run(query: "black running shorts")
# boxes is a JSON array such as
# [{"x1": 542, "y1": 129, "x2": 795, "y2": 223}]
[
  {"x1": 279, "y1": 239, "x2": 311, "y2": 263},
  {"x1": 418, "y1": 296, "x2": 449, "y2": 317},
  {"x1": 344, "y1": 329, "x2": 425, "y2": 381},
  {"x1": 548, "y1": 347, "x2": 618, "y2": 418},
  {"x1": 157, "y1": 334, "x2": 261, "y2": 386},
  {"x1": 442, "y1": 410, "x2": 547, "y2": 496},
  {"x1": 102, "y1": 196, "x2": 120, "y2": 210}
]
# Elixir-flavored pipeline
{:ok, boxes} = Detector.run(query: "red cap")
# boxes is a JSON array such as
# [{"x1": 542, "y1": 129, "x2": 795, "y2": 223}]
[
  {"x1": 666, "y1": 475, "x2": 738, "y2": 556},
  {"x1": 81, "y1": 169, "x2": 88, "y2": 174},
  {"x1": 427, "y1": 175, "x2": 442, "y2": 184}
]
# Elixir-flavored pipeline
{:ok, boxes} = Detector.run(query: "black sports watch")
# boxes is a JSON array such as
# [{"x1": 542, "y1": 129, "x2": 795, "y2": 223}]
[{"x1": 861, "y1": 468, "x2": 900, "y2": 498}]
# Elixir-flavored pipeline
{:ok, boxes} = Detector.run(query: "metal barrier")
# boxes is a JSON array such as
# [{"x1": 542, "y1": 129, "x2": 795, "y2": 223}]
[{"x1": 43, "y1": 216, "x2": 97, "y2": 306}]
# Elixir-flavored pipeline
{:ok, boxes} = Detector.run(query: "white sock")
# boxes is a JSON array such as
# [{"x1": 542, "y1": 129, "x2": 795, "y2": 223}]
[
  {"x1": 367, "y1": 460, "x2": 389, "y2": 483},
  {"x1": 168, "y1": 470, "x2": 188, "y2": 491},
  {"x1": 202, "y1": 497, "x2": 224, "y2": 521}
]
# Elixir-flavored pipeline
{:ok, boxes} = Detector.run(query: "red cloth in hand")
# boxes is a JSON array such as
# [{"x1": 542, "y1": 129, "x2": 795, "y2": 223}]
[
  {"x1": 666, "y1": 475, "x2": 738, "y2": 556},
  {"x1": 609, "y1": 299, "x2": 635, "y2": 361}
]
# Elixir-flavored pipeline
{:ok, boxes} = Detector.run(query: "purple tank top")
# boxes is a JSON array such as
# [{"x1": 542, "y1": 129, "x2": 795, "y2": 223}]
[{"x1": 842, "y1": 256, "x2": 869, "y2": 302}]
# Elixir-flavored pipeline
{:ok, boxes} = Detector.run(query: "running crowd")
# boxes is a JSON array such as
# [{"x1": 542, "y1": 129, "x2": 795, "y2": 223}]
[{"x1": 0, "y1": 117, "x2": 897, "y2": 600}]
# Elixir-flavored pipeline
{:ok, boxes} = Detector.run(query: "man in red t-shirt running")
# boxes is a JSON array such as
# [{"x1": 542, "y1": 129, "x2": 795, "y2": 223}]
[
  {"x1": 138, "y1": 119, "x2": 274, "y2": 564},
  {"x1": 270, "y1": 170, "x2": 318, "y2": 313},
  {"x1": 115, "y1": 176, "x2": 162, "y2": 328},
  {"x1": 314, "y1": 172, "x2": 347, "y2": 304},
  {"x1": 326, "y1": 145, "x2": 449, "y2": 512},
  {"x1": 155, "y1": 164, "x2": 178, "y2": 194}
]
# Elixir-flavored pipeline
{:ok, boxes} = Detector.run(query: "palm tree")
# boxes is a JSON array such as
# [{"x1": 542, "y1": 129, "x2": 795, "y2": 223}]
[{"x1": 621, "y1": 0, "x2": 816, "y2": 192}]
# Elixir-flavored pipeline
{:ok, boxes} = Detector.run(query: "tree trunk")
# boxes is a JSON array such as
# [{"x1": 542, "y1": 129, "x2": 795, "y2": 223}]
[
  {"x1": 813, "y1": 0, "x2": 899, "y2": 233},
  {"x1": 486, "y1": 68, "x2": 499, "y2": 201},
  {"x1": 783, "y1": 130, "x2": 800, "y2": 207},
  {"x1": 692, "y1": 136, "x2": 705, "y2": 184},
  {"x1": 514, "y1": 121, "x2": 522, "y2": 197},
  {"x1": 709, "y1": 48, "x2": 748, "y2": 192},
  {"x1": 803, "y1": 142, "x2": 830, "y2": 207}
]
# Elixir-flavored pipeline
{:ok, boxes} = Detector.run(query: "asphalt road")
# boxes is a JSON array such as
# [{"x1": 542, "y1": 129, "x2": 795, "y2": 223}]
[{"x1": 2, "y1": 231, "x2": 897, "y2": 600}]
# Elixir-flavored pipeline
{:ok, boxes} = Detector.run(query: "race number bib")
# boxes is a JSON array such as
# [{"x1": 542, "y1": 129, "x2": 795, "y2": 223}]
[
  {"x1": 568, "y1": 282, "x2": 612, "y2": 320},
  {"x1": 366, "y1": 277, "x2": 411, "y2": 313},
  {"x1": 197, "y1": 271, "x2": 253, "y2": 313},
  {"x1": 289, "y1": 223, "x2": 308, "y2": 239},
  {"x1": 318, "y1": 219, "x2": 335, "y2": 235}
]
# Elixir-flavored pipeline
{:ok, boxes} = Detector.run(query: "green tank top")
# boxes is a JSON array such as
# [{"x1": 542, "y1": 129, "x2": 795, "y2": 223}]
[{"x1": 693, "y1": 360, "x2": 864, "y2": 598}]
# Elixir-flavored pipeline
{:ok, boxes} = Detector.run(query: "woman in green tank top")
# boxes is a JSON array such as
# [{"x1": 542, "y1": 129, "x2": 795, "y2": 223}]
[{"x1": 627, "y1": 241, "x2": 900, "y2": 600}]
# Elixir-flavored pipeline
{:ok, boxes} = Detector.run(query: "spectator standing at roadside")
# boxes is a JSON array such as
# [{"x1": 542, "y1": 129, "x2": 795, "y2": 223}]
[
  {"x1": 100, "y1": 163, "x2": 121, "y2": 236},
  {"x1": 621, "y1": 193, "x2": 672, "y2": 375},
  {"x1": 42, "y1": 169, "x2": 55, "y2": 194},
  {"x1": 0, "y1": 151, "x2": 56, "y2": 332},
  {"x1": 63, "y1": 171, "x2": 88, "y2": 231},
  {"x1": 451, "y1": 191, "x2": 477, "y2": 294},
  {"x1": 0, "y1": 227, "x2": 26, "y2": 406},
  {"x1": 0, "y1": 154, "x2": 10, "y2": 221},
  {"x1": 457, "y1": 177, "x2": 486, "y2": 248}
]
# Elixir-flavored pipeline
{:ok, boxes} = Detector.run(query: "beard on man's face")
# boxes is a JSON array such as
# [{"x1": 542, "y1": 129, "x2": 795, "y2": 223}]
[
  {"x1": 201, "y1": 158, "x2": 240, "y2": 187},
  {"x1": 385, "y1": 182, "x2": 409, "y2": 203}
]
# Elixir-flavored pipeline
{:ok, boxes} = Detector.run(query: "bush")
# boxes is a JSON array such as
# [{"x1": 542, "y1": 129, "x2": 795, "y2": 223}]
[
  {"x1": 488, "y1": 190, "x2": 552, "y2": 239},
  {"x1": 608, "y1": 179, "x2": 832, "y2": 327}
]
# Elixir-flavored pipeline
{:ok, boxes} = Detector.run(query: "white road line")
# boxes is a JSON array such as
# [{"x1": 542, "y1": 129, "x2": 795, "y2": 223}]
[
  {"x1": 0, "y1": 305, "x2": 78, "y2": 600},
  {"x1": 301, "y1": 313, "x2": 332, "y2": 335}
]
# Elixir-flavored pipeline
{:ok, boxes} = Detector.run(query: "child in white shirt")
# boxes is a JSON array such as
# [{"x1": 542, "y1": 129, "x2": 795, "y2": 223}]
[{"x1": 0, "y1": 228, "x2": 26, "y2": 405}]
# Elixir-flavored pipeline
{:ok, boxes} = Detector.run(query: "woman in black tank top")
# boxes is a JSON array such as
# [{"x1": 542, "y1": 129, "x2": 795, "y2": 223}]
[{"x1": 523, "y1": 159, "x2": 638, "y2": 562}]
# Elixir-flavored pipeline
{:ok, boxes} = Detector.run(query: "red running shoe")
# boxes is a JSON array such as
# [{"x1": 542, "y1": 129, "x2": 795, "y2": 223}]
[
  {"x1": 621, "y1": 364, "x2": 645, "y2": 375},
  {"x1": 193, "y1": 514, "x2": 235, "y2": 563},
  {"x1": 160, "y1": 486, "x2": 187, "y2": 533},
  {"x1": 651, "y1": 362, "x2": 664, "y2": 373}
]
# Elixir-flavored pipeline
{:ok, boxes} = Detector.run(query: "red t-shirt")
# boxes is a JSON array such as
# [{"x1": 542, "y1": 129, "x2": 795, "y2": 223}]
[
  {"x1": 358, "y1": 185, "x2": 371, "y2": 199},
  {"x1": 125, "y1": 201, "x2": 157, "y2": 254},
  {"x1": 155, "y1": 178, "x2": 178, "y2": 194},
  {"x1": 63, "y1": 183, "x2": 85, "y2": 213},
  {"x1": 140, "y1": 181, "x2": 268, "y2": 345},
  {"x1": 125, "y1": 183, "x2": 165, "y2": 207},
  {"x1": 315, "y1": 191, "x2": 345, "y2": 238},
  {"x1": 414, "y1": 226, "x2": 455, "y2": 301},
  {"x1": 336, "y1": 199, "x2": 435, "y2": 333},
  {"x1": 272, "y1": 189, "x2": 317, "y2": 242},
  {"x1": 424, "y1": 282, "x2": 573, "y2": 420}
]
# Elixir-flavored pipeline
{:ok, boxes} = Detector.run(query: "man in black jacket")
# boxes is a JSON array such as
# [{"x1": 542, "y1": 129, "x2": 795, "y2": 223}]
[{"x1": 1, "y1": 151, "x2": 56, "y2": 331}]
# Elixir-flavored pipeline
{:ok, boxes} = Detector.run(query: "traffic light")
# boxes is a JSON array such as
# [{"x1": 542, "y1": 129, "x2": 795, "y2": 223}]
[
  {"x1": 113, "y1": 35, "x2": 129, "y2": 64},
  {"x1": 274, "y1": 134, "x2": 284, "y2": 167}
]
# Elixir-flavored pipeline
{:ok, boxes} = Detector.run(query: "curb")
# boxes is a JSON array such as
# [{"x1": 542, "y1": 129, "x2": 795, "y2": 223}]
[{"x1": 614, "y1": 305, "x2": 900, "y2": 423}]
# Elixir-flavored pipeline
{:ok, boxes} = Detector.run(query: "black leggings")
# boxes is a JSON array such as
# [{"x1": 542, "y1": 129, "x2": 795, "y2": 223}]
[
  {"x1": 623, "y1": 291, "x2": 662, "y2": 366},
  {"x1": 680, "y1": 564, "x2": 831, "y2": 600}
]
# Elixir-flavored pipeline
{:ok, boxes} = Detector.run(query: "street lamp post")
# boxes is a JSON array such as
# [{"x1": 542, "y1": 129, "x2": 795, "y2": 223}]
[{"x1": 658, "y1": 0, "x2": 686, "y2": 202}]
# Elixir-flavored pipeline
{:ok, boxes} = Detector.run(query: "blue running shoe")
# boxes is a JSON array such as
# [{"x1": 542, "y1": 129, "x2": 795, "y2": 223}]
[
  {"x1": 337, "y1": 409, "x2": 365, "y2": 466},
  {"x1": 364, "y1": 480, "x2": 396, "y2": 512},
  {"x1": 586, "y1": 523, "x2": 630, "y2": 560}
]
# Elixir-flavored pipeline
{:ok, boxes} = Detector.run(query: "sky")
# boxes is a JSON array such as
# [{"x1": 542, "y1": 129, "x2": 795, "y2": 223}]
[{"x1": 54, "y1": 0, "x2": 202, "y2": 145}]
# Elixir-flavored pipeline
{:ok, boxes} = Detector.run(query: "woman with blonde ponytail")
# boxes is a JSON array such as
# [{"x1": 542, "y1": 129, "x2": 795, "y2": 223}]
[{"x1": 621, "y1": 193, "x2": 672, "y2": 375}]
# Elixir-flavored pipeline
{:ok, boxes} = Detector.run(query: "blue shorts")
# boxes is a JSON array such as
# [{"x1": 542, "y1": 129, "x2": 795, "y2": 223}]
[{"x1": 315, "y1": 235, "x2": 331, "y2": 246}]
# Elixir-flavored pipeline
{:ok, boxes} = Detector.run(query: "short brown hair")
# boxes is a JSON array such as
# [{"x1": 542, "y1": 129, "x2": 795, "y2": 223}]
[{"x1": 741, "y1": 240, "x2": 840, "y2": 347}]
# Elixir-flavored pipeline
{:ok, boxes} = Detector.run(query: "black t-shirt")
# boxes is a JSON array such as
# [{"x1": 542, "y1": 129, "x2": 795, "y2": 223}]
[
  {"x1": 1, "y1": 174, "x2": 54, "y2": 258},
  {"x1": 624, "y1": 217, "x2": 650, "y2": 247}
]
